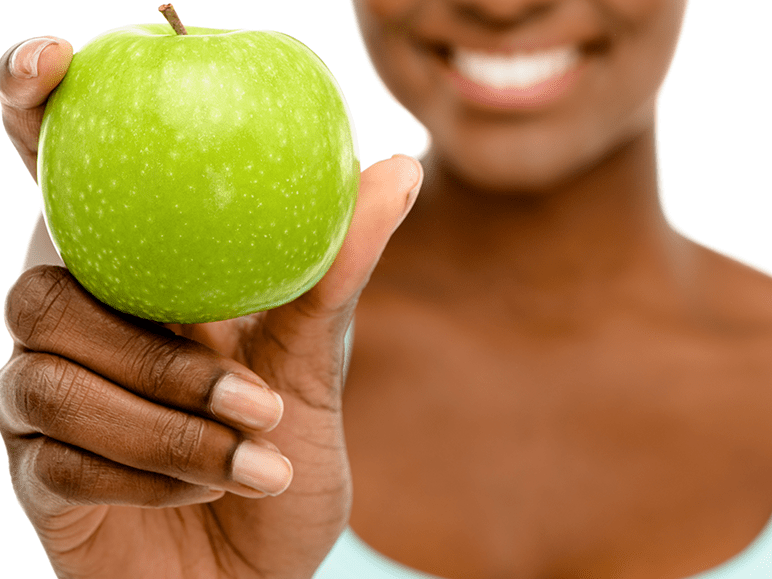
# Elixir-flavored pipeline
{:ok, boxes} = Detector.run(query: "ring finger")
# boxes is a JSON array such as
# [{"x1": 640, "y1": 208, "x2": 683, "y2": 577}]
[{"x1": 1, "y1": 353, "x2": 293, "y2": 499}]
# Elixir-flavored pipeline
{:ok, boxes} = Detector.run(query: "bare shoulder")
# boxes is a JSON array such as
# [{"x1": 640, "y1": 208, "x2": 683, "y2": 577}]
[{"x1": 691, "y1": 240, "x2": 772, "y2": 335}]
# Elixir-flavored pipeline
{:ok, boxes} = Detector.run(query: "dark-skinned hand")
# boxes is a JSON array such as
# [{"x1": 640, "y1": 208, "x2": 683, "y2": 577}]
[{"x1": 0, "y1": 37, "x2": 422, "y2": 579}]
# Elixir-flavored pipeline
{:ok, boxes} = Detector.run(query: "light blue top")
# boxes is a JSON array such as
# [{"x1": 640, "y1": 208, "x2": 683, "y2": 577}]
[{"x1": 314, "y1": 516, "x2": 772, "y2": 579}]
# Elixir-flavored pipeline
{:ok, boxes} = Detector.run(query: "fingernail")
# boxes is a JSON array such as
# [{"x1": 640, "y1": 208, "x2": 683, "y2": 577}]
[
  {"x1": 391, "y1": 154, "x2": 423, "y2": 217},
  {"x1": 200, "y1": 488, "x2": 226, "y2": 502},
  {"x1": 210, "y1": 374, "x2": 284, "y2": 432},
  {"x1": 9, "y1": 38, "x2": 59, "y2": 79},
  {"x1": 231, "y1": 440, "x2": 294, "y2": 496}
]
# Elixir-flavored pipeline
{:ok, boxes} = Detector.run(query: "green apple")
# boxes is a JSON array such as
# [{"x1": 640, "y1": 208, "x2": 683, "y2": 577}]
[{"x1": 37, "y1": 16, "x2": 359, "y2": 323}]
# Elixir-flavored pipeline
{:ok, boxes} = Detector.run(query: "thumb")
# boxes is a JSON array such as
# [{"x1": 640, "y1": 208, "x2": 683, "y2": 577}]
[
  {"x1": 251, "y1": 154, "x2": 421, "y2": 412},
  {"x1": 259, "y1": 154, "x2": 422, "y2": 360},
  {"x1": 1, "y1": 36, "x2": 73, "y2": 179},
  {"x1": 242, "y1": 156, "x2": 422, "y2": 505},
  {"x1": 303, "y1": 154, "x2": 423, "y2": 314}
]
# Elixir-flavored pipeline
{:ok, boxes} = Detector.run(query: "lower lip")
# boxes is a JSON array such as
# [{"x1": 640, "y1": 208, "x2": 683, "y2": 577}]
[{"x1": 446, "y1": 59, "x2": 586, "y2": 112}]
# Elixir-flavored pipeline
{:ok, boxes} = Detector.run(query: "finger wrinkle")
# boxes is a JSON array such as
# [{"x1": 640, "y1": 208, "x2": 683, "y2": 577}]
[
  {"x1": 6, "y1": 267, "x2": 67, "y2": 347},
  {"x1": 132, "y1": 336, "x2": 190, "y2": 400},
  {"x1": 21, "y1": 357, "x2": 84, "y2": 434},
  {"x1": 27, "y1": 274, "x2": 71, "y2": 351},
  {"x1": 0, "y1": 356, "x2": 35, "y2": 434},
  {"x1": 2, "y1": 105, "x2": 43, "y2": 150},
  {"x1": 0, "y1": 82, "x2": 49, "y2": 110},
  {"x1": 154, "y1": 410, "x2": 205, "y2": 477}
]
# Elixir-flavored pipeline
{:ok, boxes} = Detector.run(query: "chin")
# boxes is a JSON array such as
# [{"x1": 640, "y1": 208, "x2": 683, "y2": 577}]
[
  {"x1": 429, "y1": 115, "x2": 653, "y2": 197},
  {"x1": 431, "y1": 144, "x2": 590, "y2": 196}
]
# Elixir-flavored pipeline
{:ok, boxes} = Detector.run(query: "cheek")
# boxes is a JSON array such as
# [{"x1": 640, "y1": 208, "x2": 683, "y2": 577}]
[
  {"x1": 355, "y1": 7, "x2": 441, "y2": 122},
  {"x1": 604, "y1": 0, "x2": 687, "y2": 124},
  {"x1": 356, "y1": 0, "x2": 420, "y2": 19},
  {"x1": 603, "y1": 0, "x2": 688, "y2": 80},
  {"x1": 601, "y1": 0, "x2": 679, "y2": 20}
]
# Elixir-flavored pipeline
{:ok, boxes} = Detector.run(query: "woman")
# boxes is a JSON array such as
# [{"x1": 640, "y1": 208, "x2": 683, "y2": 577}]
[{"x1": 2, "y1": 1, "x2": 772, "y2": 578}]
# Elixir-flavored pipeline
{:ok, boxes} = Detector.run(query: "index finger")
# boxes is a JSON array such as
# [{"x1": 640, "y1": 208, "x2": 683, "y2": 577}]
[
  {"x1": 0, "y1": 36, "x2": 72, "y2": 179},
  {"x1": 5, "y1": 266, "x2": 284, "y2": 434}
]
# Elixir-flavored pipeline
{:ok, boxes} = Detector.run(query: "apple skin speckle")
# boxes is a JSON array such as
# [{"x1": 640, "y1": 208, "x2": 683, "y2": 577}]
[{"x1": 38, "y1": 25, "x2": 359, "y2": 323}]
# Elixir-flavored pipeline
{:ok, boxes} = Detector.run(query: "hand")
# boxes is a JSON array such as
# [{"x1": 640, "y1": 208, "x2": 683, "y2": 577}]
[
  {"x1": 1, "y1": 37, "x2": 72, "y2": 180},
  {"x1": 0, "y1": 37, "x2": 423, "y2": 579}
]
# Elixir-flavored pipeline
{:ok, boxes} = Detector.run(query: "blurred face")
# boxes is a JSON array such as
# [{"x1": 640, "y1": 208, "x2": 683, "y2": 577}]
[{"x1": 354, "y1": 0, "x2": 688, "y2": 193}]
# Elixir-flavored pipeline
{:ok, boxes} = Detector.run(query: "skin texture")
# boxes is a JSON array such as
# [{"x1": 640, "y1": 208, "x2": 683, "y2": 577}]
[
  {"x1": 1, "y1": 36, "x2": 422, "y2": 579},
  {"x1": 342, "y1": 0, "x2": 772, "y2": 578},
  {"x1": 2, "y1": 1, "x2": 772, "y2": 578}
]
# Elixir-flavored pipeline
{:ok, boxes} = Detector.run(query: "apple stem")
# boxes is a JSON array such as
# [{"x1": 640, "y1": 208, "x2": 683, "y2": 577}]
[{"x1": 159, "y1": 4, "x2": 188, "y2": 36}]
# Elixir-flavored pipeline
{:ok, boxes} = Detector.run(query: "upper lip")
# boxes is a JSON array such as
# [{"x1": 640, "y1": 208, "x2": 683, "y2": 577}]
[
  {"x1": 410, "y1": 20, "x2": 612, "y2": 60},
  {"x1": 417, "y1": 35, "x2": 609, "y2": 60},
  {"x1": 403, "y1": 0, "x2": 613, "y2": 60}
]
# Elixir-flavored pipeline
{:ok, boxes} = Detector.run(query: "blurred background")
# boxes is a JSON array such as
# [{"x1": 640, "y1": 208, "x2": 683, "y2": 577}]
[{"x1": 1, "y1": 1, "x2": 770, "y2": 576}]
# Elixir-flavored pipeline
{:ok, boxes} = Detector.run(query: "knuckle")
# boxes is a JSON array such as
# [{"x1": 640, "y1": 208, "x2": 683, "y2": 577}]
[
  {"x1": 154, "y1": 410, "x2": 205, "y2": 477},
  {"x1": 131, "y1": 336, "x2": 187, "y2": 399},
  {"x1": 142, "y1": 475, "x2": 186, "y2": 508},
  {"x1": 34, "y1": 438, "x2": 94, "y2": 503},
  {"x1": 5, "y1": 266, "x2": 78, "y2": 349},
  {"x1": 0, "y1": 356, "x2": 22, "y2": 429},
  {"x1": 128, "y1": 335, "x2": 219, "y2": 410},
  {"x1": 9, "y1": 353, "x2": 86, "y2": 433}
]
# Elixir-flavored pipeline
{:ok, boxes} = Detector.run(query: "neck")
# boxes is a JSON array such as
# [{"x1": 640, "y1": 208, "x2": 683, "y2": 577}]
[{"x1": 394, "y1": 127, "x2": 693, "y2": 319}]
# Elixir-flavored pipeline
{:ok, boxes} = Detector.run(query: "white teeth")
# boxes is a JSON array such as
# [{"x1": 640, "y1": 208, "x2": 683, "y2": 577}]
[{"x1": 452, "y1": 46, "x2": 580, "y2": 89}]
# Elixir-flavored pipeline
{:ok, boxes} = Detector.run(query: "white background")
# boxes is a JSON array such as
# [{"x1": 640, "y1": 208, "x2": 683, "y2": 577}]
[{"x1": 1, "y1": 1, "x2": 770, "y2": 576}]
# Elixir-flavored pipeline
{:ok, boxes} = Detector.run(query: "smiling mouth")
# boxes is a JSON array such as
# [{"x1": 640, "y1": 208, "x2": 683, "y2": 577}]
[
  {"x1": 422, "y1": 38, "x2": 608, "y2": 92},
  {"x1": 451, "y1": 46, "x2": 580, "y2": 89}
]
